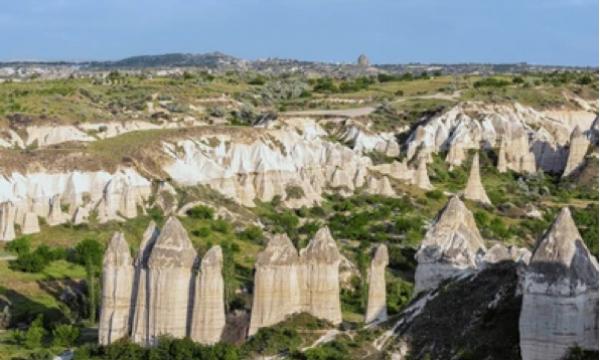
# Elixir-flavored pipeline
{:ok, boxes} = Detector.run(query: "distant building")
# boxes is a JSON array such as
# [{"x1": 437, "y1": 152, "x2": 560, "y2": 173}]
[{"x1": 357, "y1": 54, "x2": 370, "y2": 67}]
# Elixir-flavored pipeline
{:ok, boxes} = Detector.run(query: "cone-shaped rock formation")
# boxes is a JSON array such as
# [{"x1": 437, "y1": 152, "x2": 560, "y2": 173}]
[
  {"x1": 365, "y1": 244, "x2": 389, "y2": 324},
  {"x1": 562, "y1": 126, "x2": 590, "y2": 178},
  {"x1": 299, "y1": 227, "x2": 343, "y2": 325},
  {"x1": 249, "y1": 234, "x2": 301, "y2": 336},
  {"x1": 130, "y1": 221, "x2": 160, "y2": 345},
  {"x1": 463, "y1": 153, "x2": 491, "y2": 205},
  {"x1": 98, "y1": 232, "x2": 134, "y2": 345},
  {"x1": 414, "y1": 196, "x2": 486, "y2": 292},
  {"x1": 146, "y1": 216, "x2": 198, "y2": 345},
  {"x1": 190, "y1": 245, "x2": 226, "y2": 344},
  {"x1": 519, "y1": 208, "x2": 599, "y2": 360},
  {"x1": 0, "y1": 202, "x2": 16, "y2": 242},
  {"x1": 249, "y1": 227, "x2": 343, "y2": 335}
]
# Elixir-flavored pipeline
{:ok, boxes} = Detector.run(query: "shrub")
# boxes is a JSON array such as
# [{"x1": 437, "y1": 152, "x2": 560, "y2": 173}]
[
  {"x1": 186, "y1": 205, "x2": 214, "y2": 220},
  {"x1": 25, "y1": 315, "x2": 46, "y2": 349},
  {"x1": 285, "y1": 185, "x2": 305, "y2": 200},
  {"x1": 211, "y1": 219, "x2": 231, "y2": 234},
  {"x1": 473, "y1": 77, "x2": 511, "y2": 88},
  {"x1": 425, "y1": 189, "x2": 444, "y2": 200},
  {"x1": 10, "y1": 251, "x2": 48, "y2": 273},
  {"x1": 238, "y1": 225, "x2": 264, "y2": 244},
  {"x1": 6, "y1": 236, "x2": 31, "y2": 255},
  {"x1": 191, "y1": 226, "x2": 211, "y2": 238},
  {"x1": 52, "y1": 323, "x2": 80, "y2": 347}
]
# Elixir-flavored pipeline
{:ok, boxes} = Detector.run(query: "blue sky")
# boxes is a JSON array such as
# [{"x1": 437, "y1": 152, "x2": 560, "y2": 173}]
[{"x1": 1, "y1": 0, "x2": 598, "y2": 66}]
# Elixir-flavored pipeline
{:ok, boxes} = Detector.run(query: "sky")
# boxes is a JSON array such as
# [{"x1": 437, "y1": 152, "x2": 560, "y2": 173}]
[{"x1": 1, "y1": 0, "x2": 598, "y2": 66}]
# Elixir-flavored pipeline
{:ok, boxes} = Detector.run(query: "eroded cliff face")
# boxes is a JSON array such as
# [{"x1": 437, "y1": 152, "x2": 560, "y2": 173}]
[
  {"x1": 98, "y1": 232, "x2": 134, "y2": 345},
  {"x1": 519, "y1": 208, "x2": 599, "y2": 360},
  {"x1": 414, "y1": 196, "x2": 486, "y2": 293},
  {"x1": 404, "y1": 102, "x2": 597, "y2": 174},
  {"x1": 0, "y1": 168, "x2": 151, "y2": 239}
]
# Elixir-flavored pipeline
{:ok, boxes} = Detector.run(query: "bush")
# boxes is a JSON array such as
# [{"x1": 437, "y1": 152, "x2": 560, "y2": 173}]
[
  {"x1": 473, "y1": 77, "x2": 511, "y2": 88},
  {"x1": 72, "y1": 238, "x2": 104, "y2": 270},
  {"x1": 425, "y1": 189, "x2": 444, "y2": 200},
  {"x1": 211, "y1": 219, "x2": 231, "y2": 234},
  {"x1": 10, "y1": 251, "x2": 48, "y2": 273},
  {"x1": 25, "y1": 315, "x2": 46, "y2": 349},
  {"x1": 285, "y1": 185, "x2": 305, "y2": 200},
  {"x1": 191, "y1": 226, "x2": 211, "y2": 238},
  {"x1": 238, "y1": 225, "x2": 264, "y2": 244},
  {"x1": 6, "y1": 236, "x2": 31, "y2": 255},
  {"x1": 52, "y1": 323, "x2": 80, "y2": 347},
  {"x1": 186, "y1": 205, "x2": 214, "y2": 220}
]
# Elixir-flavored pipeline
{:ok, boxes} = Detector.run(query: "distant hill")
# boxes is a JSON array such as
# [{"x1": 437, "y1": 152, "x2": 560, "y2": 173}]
[{"x1": 90, "y1": 52, "x2": 244, "y2": 69}]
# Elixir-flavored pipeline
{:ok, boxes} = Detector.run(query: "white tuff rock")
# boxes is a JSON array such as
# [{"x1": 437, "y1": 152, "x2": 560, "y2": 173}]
[
  {"x1": 414, "y1": 196, "x2": 486, "y2": 293},
  {"x1": 130, "y1": 222, "x2": 160, "y2": 345},
  {"x1": 98, "y1": 232, "x2": 134, "y2": 345},
  {"x1": 562, "y1": 126, "x2": 590, "y2": 178},
  {"x1": 0, "y1": 202, "x2": 16, "y2": 241},
  {"x1": 190, "y1": 245, "x2": 226, "y2": 344},
  {"x1": 365, "y1": 244, "x2": 389, "y2": 324},
  {"x1": 519, "y1": 208, "x2": 599, "y2": 360},
  {"x1": 146, "y1": 217, "x2": 198, "y2": 345},
  {"x1": 463, "y1": 153, "x2": 491, "y2": 205},
  {"x1": 248, "y1": 234, "x2": 301, "y2": 336}
]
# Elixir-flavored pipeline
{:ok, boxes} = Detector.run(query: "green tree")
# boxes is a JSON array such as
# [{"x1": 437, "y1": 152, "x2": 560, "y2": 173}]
[{"x1": 73, "y1": 238, "x2": 104, "y2": 323}]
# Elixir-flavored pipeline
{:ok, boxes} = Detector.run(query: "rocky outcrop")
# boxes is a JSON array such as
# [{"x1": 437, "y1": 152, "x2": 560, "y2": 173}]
[
  {"x1": 249, "y1": 234, "x2": 301, "y2": 336},
  {"x1": 497, "y1": 139, "x2": 508, "y2": 173},
  {"x1": 20, "y1": 212, "x2": 40, "y2": 235},
  {"x1": 483, "y1": 244, "x2": 531, "y2": 265},
  {"x1": 365, "y1": 244, "x2": 389, "y2": 324},
  {"x1": 414, "y1": 196, "x2": 486, "y2": 293},
  {"x1": 365, "y1": 176, "x2": 396, "y2": 197},
  {"x1": 0, "y1": 168, "x2": 151, "y2": 229},
  {"x1": 0, "y1": 202, "x2": 16, "y2": 242},
  {"x1": 249, "y1": 227, "x2": 343, "y2": 335},
  {"x1": 404, "y1": 102, "x2": 594, "y2": 173},
  {"x1": 414, "y1": 155, "x2": 433, "y2": 190},
  {"x1": 47, "y1": 194, "x2": 69, "y2": 226},
  {"x1": 519, "y1": 208, "x2": 599, "y2": 360},
  {"x1": 463, "y1": 153, "x2": 491, "y2": 205},
  {"x1": 146, "y1": 217, "x2": 198, "y2": 345},
  {"x1": 130, "y1": 222, "x2": 160, "y2": 345},
  {"x1": 190, "y1": 245, "x2": 226, "y2": 345},
  {"x1": 299, "y1": 227, "x2": 343, "y2": 325},
  {"x1": 562, "y1": 126, "x2": 590, "y2": 178},
  {"x1": 98, "y1": 232, "x2": 134, "y2": 345}
]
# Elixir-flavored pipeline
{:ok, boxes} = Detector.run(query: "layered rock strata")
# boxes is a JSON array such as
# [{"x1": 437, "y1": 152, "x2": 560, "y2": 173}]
[
  {"x1": 365, "y1": 244, "x2": 389, "y2": 324},
  {"x1": 414, "y1": 196, "x2": 486, "y2": 293},
  {"x1": 519, "y1": 208, "x2": 599, "y2": 360},
  {"x1": 98, "y1": 232, "x2": 134, "y2": 345},
  {"x1": 463, "y1": 153, "x2": 491, "y2": 205}
]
